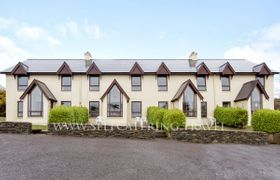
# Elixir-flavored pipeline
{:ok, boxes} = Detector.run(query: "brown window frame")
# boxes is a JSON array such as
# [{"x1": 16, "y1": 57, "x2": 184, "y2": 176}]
[
  {"x1": 201, "y1": 101, "x2": 207, "y2": 118},
  {"x1": 89, "y1": 101, "x2": 100, "y2": 117},
  {"x1": 89, "y1": 76, "x2": 100, "y2": 91},
  {"x1": 61, "y1": 75, "x2": 72, "y2": 91},
  {"x1": 158, "y1": 101, "x2": 168, "y2": 109},
  {"x1": 221, "y1": 76, "x2": 230, "y2": 91},
  {"x1": 17, "y1": 101, "x2": 23, "y2": 117},
  {"x1": 183, "y1": 87, "x2": 197, "y2": 117},
  {"x1": 222, "y1": 101, "x2": 231, "y2": 107},
  {"x1": 17, "y1": 75, "x2": 28, "y2": 91},
  {"x1": 131, "y1": 76, "x2": 142, "y2": 91},
  {"x1": 131, "y1": 101, "x2": 142, "y2": 118},
  {"x1": 28, "y1": 86, "x2": 43, "y2": 117},
  {"x1": 107, "y1": 86, "x2": 123, "y2": 117},
  {"x1": 157, "y1": 75, "x2": 168, "y2": 91},
  {"x1": 197, "y1": 76, "x2": 206, "y2": 91},
  {"x1": 256, "y1": 75, "x2": 265, "y2": 87}
]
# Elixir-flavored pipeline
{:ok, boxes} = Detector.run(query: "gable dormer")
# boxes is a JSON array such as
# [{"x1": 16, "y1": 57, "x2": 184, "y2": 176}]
[
  {"x1": 129, "y1": 62, "x2": 144, "y2": 75},
  {"x1": 156, "y1": 62, "x2": 171, "y2": 75},
  {"x1": 11, "y1": 62, "x2": 28, "y2": 76},
  {"x1": 57, "y1": 62, "x2": 72, "y2": 75},
  {"x1": 219, "y1": 62, "x2": 235, "y2": 76},
  {"x1": 86, "y1": 62, "x2": 101, "y2": 75},
  {"x1": 253, "y1": 63, "x2": 272, "y2": 76},
  {"x1": 196, "y1": 62, "x2": 211, "y2": 75}
]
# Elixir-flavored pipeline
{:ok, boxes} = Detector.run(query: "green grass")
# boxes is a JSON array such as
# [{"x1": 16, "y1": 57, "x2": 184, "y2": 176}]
[
  {"x1": 0, "y1": 117, "x2": 5, "y2": 122},
  {"x1": 32, "y1": 125, "x2": 48, "y2": 131}
]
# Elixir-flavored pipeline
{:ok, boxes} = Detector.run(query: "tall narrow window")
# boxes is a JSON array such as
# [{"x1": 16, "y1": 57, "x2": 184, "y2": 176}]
[
  {"x1": 158, "y1": 76, "x2": 168, "y2": 91},
  {"x1": 132, "y1": 101, "x2": 142, "y2": 117},
  {"x1": 18, "y1": 76, "x2": 28, "y2": 91},
  {"x1": 201, "y1": 101, "x2": 207, "y2": 118},
  {"x1": 89, "y1": 76, "x2": 100, "y2": 91},
  {"x1": 197, "y1": 76, "x2": 206, "y2": 91},
  {"x1": 251, "y1": 87, "x2": 262, "y2": 113},
  {"x1": 61, "y1": 76, "x2": 71, "y2": 91},
  {"x1": 183, "y1": 86, "x2": 197, "y2": 117},
  {"x1": 256, "y1": 76, "x2": 265, "y2": 87},
  {"x1": 28, "y1": 86, "x2": 43, "y2": 116},
  {"x1": 61, "y1": 101, "x2": 71, "y2": 106},
  {"x1": 17, "y1": 101, "x2": 23, "y2": 117},
  {"x1": 131, "y1": 76, "x2": 141, "y2": 91},
  {"x1": 108, "y1": 85, "x2": 123, "y2": 117},
  {"x1": 158, "y1": 101, "x2": 168, "y2": 109},
  {"x1": 221, "y1": 76, "x2": 230, "y2": 91},
  {"x1": 222, "y1": 101, "x2": 231, "y2": 107},
  {"x1": 89, "y1": 101, "x2": 99, "y2": 117}
]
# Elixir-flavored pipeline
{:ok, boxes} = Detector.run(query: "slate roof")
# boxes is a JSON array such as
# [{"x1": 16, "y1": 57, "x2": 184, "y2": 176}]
[{"x1": 1, "y1": 59, "x2": 278, "y2": 74}]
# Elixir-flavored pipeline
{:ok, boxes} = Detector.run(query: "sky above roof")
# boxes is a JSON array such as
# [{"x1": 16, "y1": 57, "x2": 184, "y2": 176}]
[{"x1": 0, "y1": 0, "x2": 279, "y2": 96}]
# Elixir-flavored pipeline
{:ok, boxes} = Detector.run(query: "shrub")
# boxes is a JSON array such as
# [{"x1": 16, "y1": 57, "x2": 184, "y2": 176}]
[
  {"x1": 252, "y1": 109, "x2": 280, "y2": 133},
  {"x1": 49, "y1": 106, "x2": 89, "y2": 124},
  {"x1": 214, "y1": 106, "x2": 248, "y2": 128},
  {"x1": 162, "y1": 109, "x2": 185, "y2": 132},
  {"x1": 147, "y1": 106, "x2": 167, "y2": 128},
  {"x1": 147, "y1": 106, "x2": 158, "y2": 125}
]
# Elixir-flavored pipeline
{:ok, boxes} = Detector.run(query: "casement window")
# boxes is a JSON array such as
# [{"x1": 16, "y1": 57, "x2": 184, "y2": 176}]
[
  {"x1": 183, "y1": 86, "x2": 197, "y2": 117},
  {"x1": 131, "y1": 101, "x2": 142, "y2": 118},
  {"x1": 158, "y1": 76, "x2": 168, "y2": 91},
  {"x1": 221, "y1": 76, "x2": 230, "y2": 91},
  {"x1": 89, "y1": 101, "x2": 99, "y2": 117},
  {"x1": 256, "y1": 76, "x2": 265, "y2": 87},
  {"x1": 17, "y1": 101, "x2": 23, "y2": 117},
  {"x1": 158, "y1": 101, "x2": 168, "y2": 109},
  {"x1": 18, "y1": 76, "x2": 28, "y2": 91},
  {"x1": 222, "y1": 101, "x2": 231, "y2": 108},
  {"x1": 201, "y1": 101, "x2": 207, "y2": 118},
  {"x1": 197, "y1": 76, "x2": 206, "y2": 91},
  {"x1": 251, "y1": 87, "x2": 262, "y2": 113},
  {"x1": 131, "y1": 76, "x2": 141, "y2": 91},
  {"x1": 61, "y1": 101, "x2": 71, "y2": 106},
  {"x1": 61, "y1": 76, "x2": 71, "y2": 91},
  {"x1": 28, "y1": 86, "x2": 43, "y2": 117},
  {"x1": 108, "y1": 85, "x2": 123, "y2": 117},
  {"x1": 89, "y1": 76, "x2": 100, "y2": 91}
]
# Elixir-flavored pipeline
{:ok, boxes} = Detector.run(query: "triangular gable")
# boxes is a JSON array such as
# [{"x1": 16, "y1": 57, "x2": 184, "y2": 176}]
[
  {"x1": 129, "y1": 62, "x2": 144, "y2": 75},
  {"x1": 196, "y1": 62, "x2": 211, "y2": 75},
  {"x1": 86, "y1": 62, "x2": 101, "y2": 75},
  {"x1": 20, "y1": 79, "x2": 57, "y2": 102},
  {"x1": 156, "y1": 62, "x2": 171, "y2": 75},
  {"x1": 57, "y1": 62, "x2": 72, "y2": 75},
  {"x1": 171, "y1": 79, "x2": 203, "y2": 102},
  {"x1": 253, "y1": 63, "x2": 272, "y2": 75},
  {"x1": 11, "y1": 62, "x2": 28, "y2": 75},
  {"x1": 100, "y1": 79, "x2": 130, "y2": 102},
  {"x1": 234, "y1": 80, "x2": 269, "y2": 102},
  {"x1": 219, "y1": 62, "x2": 235, "y2": 75}
]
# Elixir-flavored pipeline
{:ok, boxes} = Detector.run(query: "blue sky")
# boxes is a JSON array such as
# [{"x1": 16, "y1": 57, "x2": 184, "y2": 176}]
[{"x1": 0, "y1": 0, "x2": 280, "y2": 96}]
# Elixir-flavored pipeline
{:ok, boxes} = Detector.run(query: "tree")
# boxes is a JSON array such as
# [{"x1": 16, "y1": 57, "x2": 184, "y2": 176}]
[{"x1": 0, "y1": 88, "x2": 6, "y2": 117}]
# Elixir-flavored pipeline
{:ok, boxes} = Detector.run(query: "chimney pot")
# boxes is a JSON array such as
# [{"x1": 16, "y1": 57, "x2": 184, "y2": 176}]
[
  {"x1": 84, "y1": 51, "x2": 92, "y2": 61},
  {"x1": 189, "y1": 51, "x2": 198, "y2": 61}
]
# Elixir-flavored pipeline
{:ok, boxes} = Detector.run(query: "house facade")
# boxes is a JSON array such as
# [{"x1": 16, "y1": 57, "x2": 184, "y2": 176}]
[{"x1": 1, "y1": 52, "x2": 277, "y2": 126}]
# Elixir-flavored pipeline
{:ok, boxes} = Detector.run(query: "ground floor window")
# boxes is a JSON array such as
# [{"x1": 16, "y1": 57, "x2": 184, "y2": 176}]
[
  {"x1": 89, "y1": 101, "x2": 99, "y2": 117},
  {"x1": 61, "y1": 101, "x2": 71, "y2": 106},
  {"x1": 251, "y1": 87, "x2": 262, "y2": 113},
  {"x1": 183, "y1": 86, "x2": 197, "y2": 117},
  {"x1": 132, "y1": 101, "x2": 142, "y2": 117},
  {"x1": 108, "y1": 85, "x2": 123, "y2": 117},
  {"x1": 222, "y1": 101, "x2": 231, "y2": 107},
  {"x1": 17, "y1": 101, "x2": 23, "y2": 117},
  {"x1": 28, "y1": 86, "x2": 43, "y2": 117},
  {"x1": 201, "y1": 101, "x2": 207, "y2": 118},
  {"x1": 158, "y1": 101, "x2": 168, "y2": 109}
]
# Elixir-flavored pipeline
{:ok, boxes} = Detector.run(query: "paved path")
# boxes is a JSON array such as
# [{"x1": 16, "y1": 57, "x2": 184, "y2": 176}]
[{"x1": 0, "y1": 134, "x2": 279, "y2": 180}]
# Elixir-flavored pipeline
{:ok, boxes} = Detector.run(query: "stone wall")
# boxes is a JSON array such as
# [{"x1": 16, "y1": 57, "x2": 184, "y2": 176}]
[
  {"x1": 0, "y1": 122, "x2": 32, "y2": 134},
  {"x1": 170, "y1": 129, "x2": 269, "y2": 144},
  {"x1": 48, "y1": 123, "x2": 156, "y2": 139}
]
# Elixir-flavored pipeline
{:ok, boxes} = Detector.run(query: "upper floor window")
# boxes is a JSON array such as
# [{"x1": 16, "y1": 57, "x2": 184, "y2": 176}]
[
  {"x1": 17, "y1": 101, "x2": 23, "y2": 117},
  {"x1": 61, "y1": 76, "x2": 71, "y2": 91},
  {"x1": 18, "y1": 76, "x2": 28, "y2": 91},
  {"x1": 89, "y1": 101, "x2": 99, "y2": 117},
  {"x1": 222, "y1": 101, "x2": 231, "y2": 107},
  {"x1": 256, "y1": 76, "x2": 265, "y2": 87},
  {"x1": 131, "y1": 76, "x2": 141, "y2": 91},
  {"x1": 251, "y1": 87, "x2": 262, "y2": 113},
  {"x1": 132, "y1": 101, "x2": 142, "y2": 118},
  {"x1": 183, "y1": 86, "x2": 197, "y2": 117},
  {"x1": 108, "y1": 85, "x2": 123, "y2": 117},
  {"x1": 197, "y1": 76, "x2": 206, "y2": 91},
  {"x1": 28, "y1": 86, "x2": 43, "y2": 117},
  {"x1": 61, "y1": 101, "x2": 71, "y2": 106},
  {"x1": 158, "y1": 76, "x2": 168, "y2": 91},
  {"x1": 221, "y1": 76, "x2": 230, "y2": 91},
  {"x1": 89, "y1": 76, "x2": 100, "y2": 91},
  {"x1": 158, "y1": 101, "x2": 168, "y2": 109}
]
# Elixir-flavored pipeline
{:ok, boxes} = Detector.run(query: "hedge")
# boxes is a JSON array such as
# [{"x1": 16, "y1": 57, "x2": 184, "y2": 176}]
[
  {"x1": 252, "y1": 109, "x2": 280, "y2": 133},
  {"x1": 49, "y1": 106, "x2": 89, "y2": 124},
  {"x1": 147, "y1": 106, "x2": 167, "y2": 128},
  {"x1": 214, "y1": 106, "x2": 248, "y2": 128},
  {"x1": 162, "y1": 109, "x2": 185, "y2": 132}
]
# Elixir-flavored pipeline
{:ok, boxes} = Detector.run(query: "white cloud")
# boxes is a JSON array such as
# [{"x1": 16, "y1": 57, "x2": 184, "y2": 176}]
[
  {"x1": 55, "y1": 21, "x2": 78, "y2": 37},
  {"x1": 224, "y1": 23, "x2": 280, "y2": 97},
  {"x1": 83, "y1": 20, "x2": 112, "y2": 40},
  {"x1": 0, "y1": 17, "x2": 15, "y2": 30}
]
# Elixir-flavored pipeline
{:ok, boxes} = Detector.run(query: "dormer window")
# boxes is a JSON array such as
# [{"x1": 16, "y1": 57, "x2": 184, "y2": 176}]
[
  {"x1": 18, "y1": 76, "x2": 28, "y2": 91},
  {"x1": 158, "y1": 76, "x2": 168, "y2": 91},
  {"x1": 256, "y1": 76, "x2": 265, "y2": 87},
  {"x1": 89, "y1": 76, "x2": 100, "y2": 91},
  {"x1": 197, "y1": 76, "x2": 206, "y2": 91},
  {"x1": 131, "y1": 76, "x2": 141, "y2": 91},
  {"x1": 221, "y1": 76, "x2": 230, "y2": 91},
  {"x1": 61, "y1": 76, "x2": 71, "y2": 91}
]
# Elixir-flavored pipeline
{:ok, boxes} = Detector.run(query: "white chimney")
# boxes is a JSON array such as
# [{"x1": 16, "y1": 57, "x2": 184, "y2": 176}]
[
  {"x1": 189, "y1": 51, "x2": 198, "y2": 61},
  {"x1": 84, "y1": 51, "x2": 92, "y2": 61}
]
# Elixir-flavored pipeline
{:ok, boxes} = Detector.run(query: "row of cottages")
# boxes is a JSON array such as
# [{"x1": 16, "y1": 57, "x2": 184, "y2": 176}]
[{"x1": 0, "y1": 52, "x2": 277, "y2": 126}]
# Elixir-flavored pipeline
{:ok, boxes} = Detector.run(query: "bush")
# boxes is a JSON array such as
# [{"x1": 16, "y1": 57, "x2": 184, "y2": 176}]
[
  {"x1": 214, "y1": 106, "x2": 248, "y2": 128},
  {"x1": 162, "y1": 109, "x2": 185, "y2": 132},
  {"x1": 147, "y1": 106, "x2": 167, "y2": 128},
  {"x1": 49, "y1": 106, "x2": 89, "y2": 124},
  {"x1": 252, "y1": 109, "x2": 280, "y2": 133},
  {"x1": 147, "y1": 106, "x2": 158, "y2": 125}
]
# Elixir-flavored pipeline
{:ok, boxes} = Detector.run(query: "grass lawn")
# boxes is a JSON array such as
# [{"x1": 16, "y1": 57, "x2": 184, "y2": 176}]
[{"x1": 32, "y1": 125, "x2": 48, "y2": 131}]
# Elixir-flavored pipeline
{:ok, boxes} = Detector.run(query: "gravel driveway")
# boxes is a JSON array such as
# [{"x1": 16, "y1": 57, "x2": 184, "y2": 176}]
[{"x1": 0, "y1": 134, "x2": 279, "y2": 180}]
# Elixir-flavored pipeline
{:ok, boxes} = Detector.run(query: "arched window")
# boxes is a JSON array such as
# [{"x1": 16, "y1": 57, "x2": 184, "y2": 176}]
[
  {"x1": 108, "y1": 85, "x2": 123, "y2": 117},
  {"x1": 28, "y1": 86, "x2": 43, "y2": 116},
  {"x1": 251, "y1": 87, "x2": 262, "y2": 113},
  {"x1": 183, "y1": 86, "x2": 197, "y2": 117}
]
